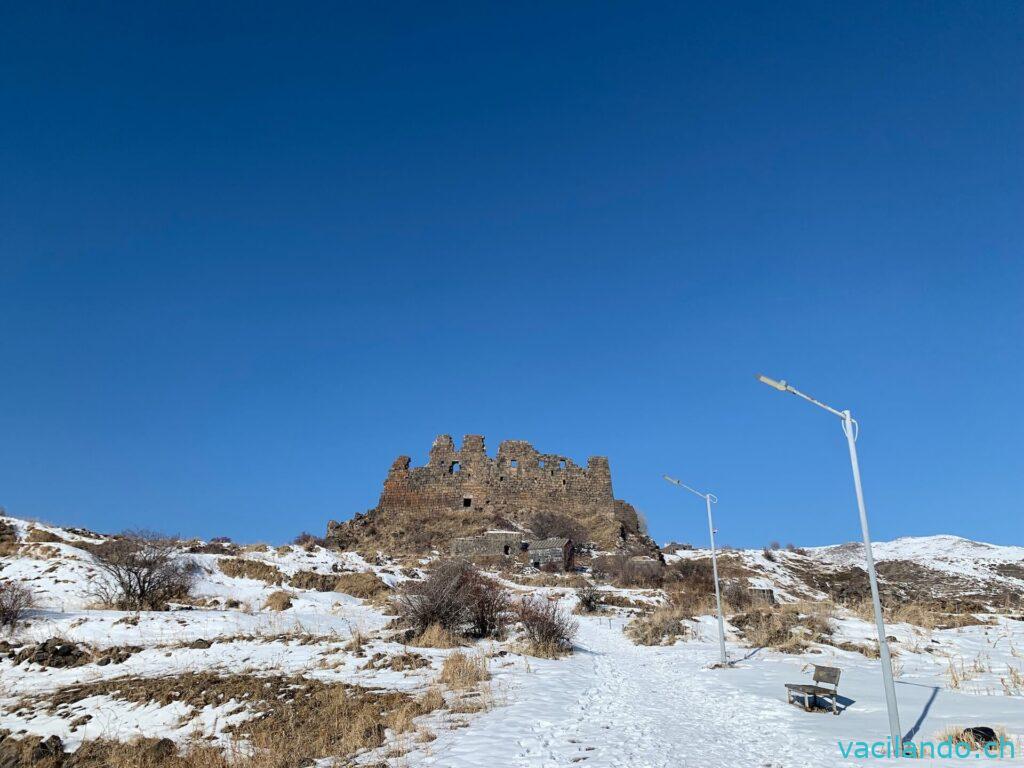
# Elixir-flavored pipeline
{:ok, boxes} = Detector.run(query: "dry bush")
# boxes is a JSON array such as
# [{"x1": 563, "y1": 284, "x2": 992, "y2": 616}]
[
  {"x1": 514, "y1": 596, "x2": 577, "y2": 656},
  {"x1": 396, "y1": 560, "x2": 510, "y2": 639},
  {"x1": 334, "y1": 572, "x2": 391, "y2": 600},
  {"x1": 88, "y1": 531, "x2": 199, "y2": 611},
  {"x1": 292, "y1": 531, "x2": 326, "y2": 548},
  {"x1": 439, "y1": 651, "x2": 490, "y2": 690},
  {"x1": 218, "y1": 557, "x2": 284, "y2": 585},
  {"x1": 0, "y1": 580, "x2": 36, "y2": 630},
  {"x1": 396, "y1": 559, "x2": 475, "y2": 635},
  {"x1": 575, "y1": 583, "x2": 603, "y2": 613},
  {"x1": 625, "y1": 605, "x2": 689, "y2": 646},
  {"x1": 466, "y1": 572, "x2": 509, "y2": 638},
  {"x1": 263, "y1": 591, "x2": 293, "y2": 611}
]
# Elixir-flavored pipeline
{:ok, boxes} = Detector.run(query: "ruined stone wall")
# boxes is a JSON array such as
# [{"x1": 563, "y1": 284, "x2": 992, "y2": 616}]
[{"x1": 327, "y1": 434, "x2": 655, "y2": 554}]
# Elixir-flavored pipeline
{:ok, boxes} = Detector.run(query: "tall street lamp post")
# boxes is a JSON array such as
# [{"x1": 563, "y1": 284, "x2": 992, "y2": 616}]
[
  {"x1": 663, "y1": 475, "x2": 727, "y2": 666},
  {"x1": 756, "y1": 374, "x2": 902, "y2": 754}
]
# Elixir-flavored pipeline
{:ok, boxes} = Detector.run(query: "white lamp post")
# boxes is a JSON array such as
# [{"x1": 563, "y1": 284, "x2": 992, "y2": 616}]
[
  {"x1": 663, "y1": 475, "x2": 728, "y2": 666},
  {"x1": 756, "y1": 374, "x2": 902, "y2": 754}
]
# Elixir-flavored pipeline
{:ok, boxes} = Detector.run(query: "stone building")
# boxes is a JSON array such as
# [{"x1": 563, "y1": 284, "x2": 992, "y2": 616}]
[
  {"x1": 451, "y1": 531, "x2": 575, "y2": 571},
  {"x1": 326, "y1": 434, "x2": 657, "y2": 555}
]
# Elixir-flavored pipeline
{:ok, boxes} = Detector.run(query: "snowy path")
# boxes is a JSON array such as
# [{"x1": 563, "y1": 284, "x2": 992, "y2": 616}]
[
  {"x1": 405, "y1": 610, "x2": 1024, "y2": 768},
  {"x1": 509, "y1": 617, "x2": 803, "y2": 767},
  {"x1": 414, "y1": 615, "x2": 821, "y2": 768}
]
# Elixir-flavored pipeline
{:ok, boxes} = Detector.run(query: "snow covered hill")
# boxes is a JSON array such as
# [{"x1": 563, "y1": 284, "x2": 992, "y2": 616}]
[{"x1": 1, "y1": 514, "x2": 1022, "y2": 767}]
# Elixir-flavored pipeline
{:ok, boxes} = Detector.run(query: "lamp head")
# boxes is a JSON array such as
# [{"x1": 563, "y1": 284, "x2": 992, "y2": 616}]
[
  {"x1": 663, "y1": 475, "x2": 681, "y2": 486},
  {"x1": 756, "y1": 373, "x2": 788, "y2": 391}
]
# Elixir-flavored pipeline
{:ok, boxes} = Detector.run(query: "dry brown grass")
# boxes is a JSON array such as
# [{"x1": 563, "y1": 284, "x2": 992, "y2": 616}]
[
  {"x1": 625, "y1": 605, "x2": 690, "y2": 646},
  {"x1": 934, "y1": 725, "x2": 1013, "y2": 751},
  {"x1": 263, "y1": 591, "x2": 293, "y2": 611},
  {"x1": 12, "y1": 671, "x2": 446, "y2": 767},
  {"x1": 25, "y1": 527, "x2": 65, "y2": 544},
  {"x1": 439, "y1": 650, "x2": 490, "y2": 690},
  {"x1": 407, "y1": 622, "x2": 464, "y2": 649},
  {"x1": 732, "y1": 602, "x2": 833, "y2": 653},
  {"x1": 218, "y1": 557, "x2": 283, "y2": 585},
  {"x1": 287, "y1": 570, "x2": 339, "y2": 591},
  {"x1": 334, "y1": 572, "x2": 391, "y2": 600},
  {"x1": 848, "y1": 598, "x2": 991, "y2": 631}
]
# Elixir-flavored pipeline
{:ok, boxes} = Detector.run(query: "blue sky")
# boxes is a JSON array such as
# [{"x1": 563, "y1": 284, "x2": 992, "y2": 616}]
[{"x1": 1, "y1": 3, "x2": 1021, "y2": 548}]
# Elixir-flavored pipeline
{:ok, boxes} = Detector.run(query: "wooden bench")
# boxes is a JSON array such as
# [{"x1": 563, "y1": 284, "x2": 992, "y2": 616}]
[{"x1": 785, "y1": 664, "x2": 841, "y2": 714}]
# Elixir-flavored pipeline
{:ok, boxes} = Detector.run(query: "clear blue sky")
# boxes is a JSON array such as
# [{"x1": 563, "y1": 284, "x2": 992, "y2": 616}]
[{"x1": 1, "y1": 3, "x2": 1021, "y2": 548}]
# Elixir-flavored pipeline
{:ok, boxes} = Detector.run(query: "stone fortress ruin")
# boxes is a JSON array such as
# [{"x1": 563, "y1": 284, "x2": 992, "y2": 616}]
[{"x1": 325, "y1": 434, "x2": 657, "y2": 558}]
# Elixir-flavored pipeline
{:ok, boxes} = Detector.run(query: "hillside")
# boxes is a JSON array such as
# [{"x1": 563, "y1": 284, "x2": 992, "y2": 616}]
[{"x1": 0, "y1": 514, "x2": 1022, "y2": 767}]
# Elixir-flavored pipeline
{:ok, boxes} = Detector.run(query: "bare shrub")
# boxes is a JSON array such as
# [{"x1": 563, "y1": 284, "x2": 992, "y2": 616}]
[
  {"x1": 293, "y1": 531, "x2": 326, "y2": 549},
  {"x1": 528, "y1": 511, "x2": 587, "y2": 545},
  {"x1": 762, "y1": 547, "x2": 776, "y2": 562},
  {"x1": 465, "y1": 571, "x2": 509, "y2": 638},
  {"x1": 396, "y1": 560, "x2": 474, "y2": 635},
  {"x1": 439, "y1": 650, "x2": 490, "y2": 690},
  {"x1": 514, "y1": 596, "x2": 577, "y2": 656},
  {"x1": 89, "y1": 531, "x2": 199, "y2": 611},
  {"x1": 0, "y1": 580, "x2": 36, "y2": 629},
  {"x1": 575, "y1": 583, "x2": 603, "y2": 613},
  {"x1": 396, "y1": 560, "x2": 510, "y2": 639}
]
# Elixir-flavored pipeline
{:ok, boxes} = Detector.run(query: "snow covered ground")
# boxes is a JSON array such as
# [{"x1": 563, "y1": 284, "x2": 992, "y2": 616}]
[{"x1": 2, "y1": 515, "x2": 1022, "y2": 767}]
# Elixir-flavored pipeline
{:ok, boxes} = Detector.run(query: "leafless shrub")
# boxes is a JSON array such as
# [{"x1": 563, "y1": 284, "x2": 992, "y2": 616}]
[
  {"x1": 465, "y1": 572, "x2": 509, "y2": 638},
  {"x1": 293, "y1": 531, "x2": 326, "y2": 549},
  {"x1": 396, "y1": 560, "x2": 474, "y2": 635},
  {"x1": 0, "y1": 580, "x2": 36, "y2": 629},
  {"x1": 396, "y1": 560, "x2": 510, "y2": 639},
  {"x1": 575, "y1": 583, "x2": 603, "y2": 613},
  {"x1": 88, "y1": 531, "x2": 199, "y2": 611},
  {"x1": 514, "y1": 596, "x2": 577, "y2": 656},
  {"x1": 762, "y1": 547, "x2": 777, "y2": 562}
]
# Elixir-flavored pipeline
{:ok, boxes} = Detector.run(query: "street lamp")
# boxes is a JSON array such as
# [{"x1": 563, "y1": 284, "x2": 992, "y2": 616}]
[
  {"x1": 756, "y1": 374, "x2": 902, "y2": 754},
  {"x1": 663, "y1": 475, "x2": 728, "y2": 666}
]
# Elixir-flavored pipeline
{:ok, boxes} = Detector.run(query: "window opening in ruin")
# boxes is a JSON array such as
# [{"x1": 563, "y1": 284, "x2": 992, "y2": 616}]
[
  {"x1": 559, "y1": 460, "x2": 566, "y2": 469},
  {"x1": 450, "y1": 462, "x2": 460, "y2": 474},
  {"x1": 503, "y1": 545, "x2": 511, "y2": 555},
  {"x1": 538, "y1": 460, "x2": 546, "y2": 468},
  {"x1": 510, "y1": 459, "x2": 518, "y2": 468},
  {"x1": 463, "y1": 497, "x2": 472, "y2": 508}
]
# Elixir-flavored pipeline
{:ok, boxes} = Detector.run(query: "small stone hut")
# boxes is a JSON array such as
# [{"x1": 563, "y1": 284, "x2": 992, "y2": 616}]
[{"x1": 451, "y1": 531, "x2": 574, "y2": 572}]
